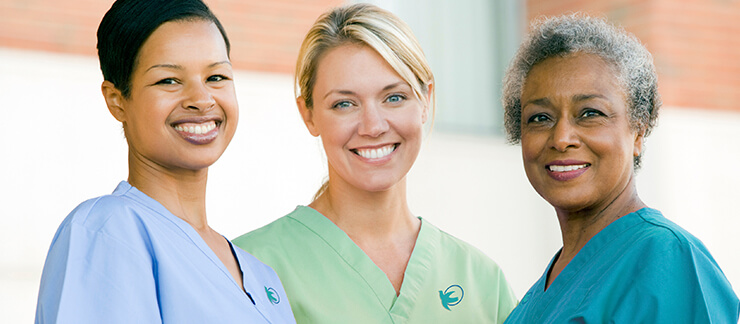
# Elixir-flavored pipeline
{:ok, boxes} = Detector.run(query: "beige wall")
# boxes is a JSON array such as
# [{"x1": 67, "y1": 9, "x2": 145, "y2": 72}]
[
  {"x1": 2, "y1": 48, "x2": 739, "y2": 322},
  {"x1": 0, "y1": 0, "x2": 342, "y2": 74},
  {"x1": 527, "y1": 0, "x2": 740, "y2": 112}
]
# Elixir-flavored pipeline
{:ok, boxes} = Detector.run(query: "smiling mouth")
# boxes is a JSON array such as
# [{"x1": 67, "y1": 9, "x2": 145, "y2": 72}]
[
  {"x1": 172, "y1": 120, "x2": 220, "y2": 145},
  {"x1": 351, "y1": 144, "x2": 398, "y2": 159},
  {"x1": 173, "y1": 121, "x2": 218, "y2": 135},
  {"x1": 547, "y1": 164, "x2": 590, "y2": 172}
]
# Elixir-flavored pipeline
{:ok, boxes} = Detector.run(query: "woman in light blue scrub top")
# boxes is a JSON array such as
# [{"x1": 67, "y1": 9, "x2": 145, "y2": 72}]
[
  {"x1": 501, "y1": 14, "x2": 739, "y2": 323},
  {"x1": 34, "y1": 0, "x2": 295, "y2": 323}
]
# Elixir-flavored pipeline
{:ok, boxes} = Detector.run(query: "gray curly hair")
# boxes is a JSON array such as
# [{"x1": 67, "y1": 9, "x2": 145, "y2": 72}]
[{"x1": 502, "y1": 14, "x2": 661, "y2": 168}]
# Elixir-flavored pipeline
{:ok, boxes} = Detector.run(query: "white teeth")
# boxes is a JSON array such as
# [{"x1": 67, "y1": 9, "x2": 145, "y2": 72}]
[
  {"x1": 548, "y1": 164, "x2": 588, "y2": 172},
  {"x1": 174, "y1": 121, "x2": 216, "y2": 134},
  {"x1": 356, "y1": 145, "x2": 395, "y2": 159}
]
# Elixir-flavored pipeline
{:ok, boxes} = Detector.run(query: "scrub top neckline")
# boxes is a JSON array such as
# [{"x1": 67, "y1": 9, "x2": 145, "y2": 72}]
[
  {"x1": 530, "y1": 207, "x2": 659, "y2": 310},
  {"x1": 113, "y1": 181, "x2": 259, "y2": 307},
  {"x1": 289, "y1": 205, "x2": 436, "y2": 318}
]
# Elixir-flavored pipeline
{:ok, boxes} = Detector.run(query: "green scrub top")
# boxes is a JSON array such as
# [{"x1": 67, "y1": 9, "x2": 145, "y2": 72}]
[{"x1": 233, "y1": 206, "x2": 517, "y2": 323}]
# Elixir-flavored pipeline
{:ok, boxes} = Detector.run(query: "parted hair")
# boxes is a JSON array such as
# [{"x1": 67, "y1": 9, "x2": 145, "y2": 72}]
[
  {"x1": 295, "y1": 3, "x2": 434, "y2": 111},
  {"x1": 295, "y1": 3, "x2": 434, "y2": 200}
]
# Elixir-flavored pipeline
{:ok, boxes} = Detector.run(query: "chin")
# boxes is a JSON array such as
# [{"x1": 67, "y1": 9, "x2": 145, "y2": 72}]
[{"x1": 354, "y1": 177, "x2": 401, "y2": 193}]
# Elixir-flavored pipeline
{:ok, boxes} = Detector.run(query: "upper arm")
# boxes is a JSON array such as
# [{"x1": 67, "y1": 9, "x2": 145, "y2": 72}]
[
  {"x1": 36, "y1": 222, "x2": 161, "y2": 323},
  {"x1": 610, "y1": 240, "x2": 739, "y2": 323}
]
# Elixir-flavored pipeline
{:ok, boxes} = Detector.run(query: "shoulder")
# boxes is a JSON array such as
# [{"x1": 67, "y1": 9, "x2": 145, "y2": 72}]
[
  {"x1": 49, "y1": 184, "x2": 160, "y2": 258},
  {"x1": 423, "y1": 219, "x2": 506, "y2": 274},
  {"x1": 233, "y1": 208, "x2": 308, "y2": 247},
  {"x1": 628, "y1": 208, "x2": 712, "y2": 258},
  {"x1": 63, "y1": 192, "x2": 137, "y2": 231},
  {"x1": 612, "y1": 209, "x2": 739, "y2": 321},
  {"x1": 232, "y1": 207, "x2": 319, "y2": 262}
]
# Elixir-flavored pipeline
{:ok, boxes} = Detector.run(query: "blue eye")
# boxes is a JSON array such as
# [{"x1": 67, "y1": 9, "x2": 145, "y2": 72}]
[
  {"x1": 385, "y1": 94, "x2": 406, "y2": 104},
  {"x1": 333, "y1": 101, "x2": 353, "y2": 109}
]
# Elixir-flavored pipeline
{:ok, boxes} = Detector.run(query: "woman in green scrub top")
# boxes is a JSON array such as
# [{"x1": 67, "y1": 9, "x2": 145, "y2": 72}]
[{"x1": 234, "y1": 3, "x2": 517, "y2": 323}]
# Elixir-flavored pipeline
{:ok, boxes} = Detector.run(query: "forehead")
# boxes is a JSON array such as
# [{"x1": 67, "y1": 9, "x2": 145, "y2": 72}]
[
  {"x1": 135, "y1": 19, "x2": 228, "y2": 68},
  {"x1": 523, "y1": 52, "x2": 625, "y2": 99},
  {"x1": 313, "y1": 44, "x2": 405, "y2": 92}
]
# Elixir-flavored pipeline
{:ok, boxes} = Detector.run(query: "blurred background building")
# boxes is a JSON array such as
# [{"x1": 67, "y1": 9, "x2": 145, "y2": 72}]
[{"x1": 1, "y1": 0, "x2": 738, "y2": 322}]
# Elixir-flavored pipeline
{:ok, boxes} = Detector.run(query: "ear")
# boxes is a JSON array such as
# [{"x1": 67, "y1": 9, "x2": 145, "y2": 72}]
[
  {"x1": 633, "y1": 128, "x2": 645, "y2": 157},
  {"x1": 297, "y1": 96, "x2": 320, "y2": 137},
  {"x1": 421, "y1": 82, "x2": 433, "y2": 124},
  {"x1": 102, "y1": 81, "x2": 126, "y2": 122}
]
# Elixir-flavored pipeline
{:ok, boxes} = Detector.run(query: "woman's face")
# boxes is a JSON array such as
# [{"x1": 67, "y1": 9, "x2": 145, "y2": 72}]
[
  {"x1": 300, "y1": 44, "x2": 429, "y2": 192},
  {"x1": 520, "y1": 52, "x2": 642, "y2": 213},
  {"x1": 109, "y1": 19, "x2": 237, "y2": 172}
]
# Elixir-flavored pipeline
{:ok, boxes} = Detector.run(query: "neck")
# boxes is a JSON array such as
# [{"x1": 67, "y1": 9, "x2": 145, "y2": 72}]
[
  {"x1": 555, "y1": 174, "x2": 646, "y2": 262},
  {"x1": 310, "y1": 172, "x2": 418, "y2": 242},
  {"x1": 127, "y1": 152, "x2": 210, "y2": 231}
]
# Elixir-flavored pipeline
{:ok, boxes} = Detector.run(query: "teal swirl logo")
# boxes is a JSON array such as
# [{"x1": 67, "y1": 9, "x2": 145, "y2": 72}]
[
  {"x1": 439, "y1": 284, "x2": 464, "y2": 311},
  {"x1": 265, "y1": 286, "x2": 280, "y2": 305}
]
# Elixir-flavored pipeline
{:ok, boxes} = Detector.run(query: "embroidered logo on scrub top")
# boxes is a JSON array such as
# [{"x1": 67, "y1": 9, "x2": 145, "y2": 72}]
[
  {"x1": 439, "y1": 284, "x2": 464, "y2": 310},
  {"x1": 265, "y1": 286, "x2": 280, "y2": 305}
]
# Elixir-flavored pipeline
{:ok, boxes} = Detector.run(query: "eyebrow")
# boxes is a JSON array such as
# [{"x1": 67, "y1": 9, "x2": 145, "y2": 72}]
[
  {"x1": 523, "y1": 93, "x2": 608, "y2": 108},
  {"x1": 145, "y1": 61, "x2": 231, "y2": 72},
  {"x1": 322, "y1": 81, "x2": 408, "y2": 99},
  {"x1": 572, "y1": 93, "x2": 607, "y2": 102},
  {"x1": 522, "y1": 97, "x2": 551, "y2": 108}
]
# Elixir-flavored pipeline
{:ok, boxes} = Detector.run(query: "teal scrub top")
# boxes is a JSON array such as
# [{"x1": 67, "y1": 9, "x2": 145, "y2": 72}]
[
  {"x1": 504, "y1": 208, "x2": 739, "y2": 323},
  {"x1": 233, "y1": 206, "x2": 517, "y2": 323}
]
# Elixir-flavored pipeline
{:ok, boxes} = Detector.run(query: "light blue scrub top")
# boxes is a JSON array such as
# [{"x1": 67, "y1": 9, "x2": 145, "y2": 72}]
[
  {"x1": 35, "y1": 181, "x2": 295, "y2": 324},
  {"x1": 504, "y1": 208, "x2": 739, "y2": 323}
]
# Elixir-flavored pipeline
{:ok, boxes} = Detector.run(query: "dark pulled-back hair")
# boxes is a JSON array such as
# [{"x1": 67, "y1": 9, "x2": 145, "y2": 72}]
[{"x1": 97, "y1": 0, "x2": 230, "y2": 98}]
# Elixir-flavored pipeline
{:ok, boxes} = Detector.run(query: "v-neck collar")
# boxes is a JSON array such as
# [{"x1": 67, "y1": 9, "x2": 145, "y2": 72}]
[
  {"x1": 115, "y1": 181, "x2": 257, "y2": 304},
  {"x1": 527, "y1": 207, "x2": 655, "y2": 311},
  {"x1": 289, "y1": 206, "x2": 437, "y2": 317}
]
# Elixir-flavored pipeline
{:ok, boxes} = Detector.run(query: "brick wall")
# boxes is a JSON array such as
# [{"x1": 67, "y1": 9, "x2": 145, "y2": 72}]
[
  {"x1": 527, "y1": 0, "x2": 740, "y2": 111},
  {"x1": 0, "y1": 0, "x2": 343, "y2": 74}
]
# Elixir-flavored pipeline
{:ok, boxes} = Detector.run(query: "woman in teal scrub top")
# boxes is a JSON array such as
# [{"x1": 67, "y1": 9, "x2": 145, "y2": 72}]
[
  {"x1": 501, "y1": 14, "x2": 739, "y2": 323},
  {"x1": 234, "y1": 3, "x2": 517, "y2": 323}
]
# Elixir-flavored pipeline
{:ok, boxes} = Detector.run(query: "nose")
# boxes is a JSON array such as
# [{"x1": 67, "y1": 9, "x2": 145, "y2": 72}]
[
  {"x1": 358, "y1": 104, "x2": 389, "y2": 137},
  {"x1": 182, "y1": 82, "x2": 216, "y2": 111},
  {"x1": 550, "y1": 118, "x2": 580, "y2": 152}
]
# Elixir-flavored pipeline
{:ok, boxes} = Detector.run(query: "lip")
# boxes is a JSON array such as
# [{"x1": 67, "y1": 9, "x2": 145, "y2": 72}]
[
  {"x1": 350, "y1": 143, "x2": 399, "y2": 163},
  {"x1": 545, "y1": 159, "x2": 590, "y2": 181},
  {"x1": 171, "y1": 116, "x2": 223, "y2": 145}
]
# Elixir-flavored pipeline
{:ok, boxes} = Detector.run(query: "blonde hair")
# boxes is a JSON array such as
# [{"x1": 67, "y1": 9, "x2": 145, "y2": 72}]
[{"x1": 295, "y1": 3, "x2": 435, "y2": 200}]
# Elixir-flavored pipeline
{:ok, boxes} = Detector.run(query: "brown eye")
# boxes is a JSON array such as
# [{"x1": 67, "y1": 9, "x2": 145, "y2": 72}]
[
  {"x1": 527, "y1": 113, "x2": 550, "y2": 123},
  {"x1": 581, "y1": 108, "x2": 605, "y2": 118},
  {"x1": 207, "y1": 75, "x2": 228, "y2": 82},
  {"x1": 154, "y1": 78, "x2": 178, "y2": 85}
]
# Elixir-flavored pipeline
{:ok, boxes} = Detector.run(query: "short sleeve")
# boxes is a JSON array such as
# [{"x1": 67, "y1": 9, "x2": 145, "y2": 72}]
[
  {"x1": 35, "y1": 222, "x2": 161, "y2": 324},
  {"x1": 610, "y1": 239, "x2": 739, "y2": 324},
  {"x1": 493, "y1": 267, "x2": 519, "y2": 323}
]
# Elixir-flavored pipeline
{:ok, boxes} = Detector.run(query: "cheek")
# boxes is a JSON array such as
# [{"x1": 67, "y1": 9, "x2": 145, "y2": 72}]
[
  {"x1": 588, "y1": 129, "x2": 634, "y2": 164},
  {"x1": 316, "y1": 117, "x2": 353, "y2": 147},
  {"x1": 393, "y1": 108, "x2": 425, "y2": 138},
  {"x1": 520, "y1": 133, "x2": 543, "y2": 164}
]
